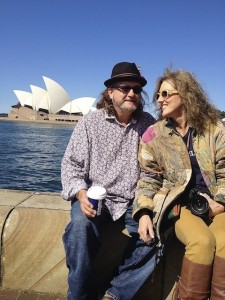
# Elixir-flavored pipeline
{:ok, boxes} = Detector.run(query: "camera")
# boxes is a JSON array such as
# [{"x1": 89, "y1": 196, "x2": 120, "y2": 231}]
[{"x1": 188, "y1": 188, "x2": 209, "y2": 218}]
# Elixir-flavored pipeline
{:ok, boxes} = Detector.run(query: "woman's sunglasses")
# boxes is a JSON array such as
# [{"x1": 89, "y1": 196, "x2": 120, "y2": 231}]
[{"x1": 156, "y1": 90, "x2": 179, "y2": 100}]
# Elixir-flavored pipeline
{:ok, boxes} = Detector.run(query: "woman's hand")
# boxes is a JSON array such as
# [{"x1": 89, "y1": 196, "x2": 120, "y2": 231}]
[
  {"x1": 200, "y1": 193, "x2": 225, "y2": 217},
  {"x1": 138, "y1": 212, "x2": 155, "y2": 245},
  {"x1": 76, "y1": 189, "x2": 96, "y2": 218}
]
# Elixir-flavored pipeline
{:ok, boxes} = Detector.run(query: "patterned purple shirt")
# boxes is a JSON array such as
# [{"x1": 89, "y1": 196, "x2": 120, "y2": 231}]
[{"x1": 61, "y1": 109, "x2": 155, "y2": 220}]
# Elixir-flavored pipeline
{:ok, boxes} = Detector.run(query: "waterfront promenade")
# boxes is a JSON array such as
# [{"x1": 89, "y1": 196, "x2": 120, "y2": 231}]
[
  {"x1": 0, "y1": 189, "x2": 183, "y2": 300},
  {"x1": 0, "y1": 117, "x2": 76, "y2": 126}
]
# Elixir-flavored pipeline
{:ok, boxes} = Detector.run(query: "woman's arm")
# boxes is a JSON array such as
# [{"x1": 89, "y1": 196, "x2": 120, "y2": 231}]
[{"x1": 214, "y1": 122, "x2": 225, "y2": 204}]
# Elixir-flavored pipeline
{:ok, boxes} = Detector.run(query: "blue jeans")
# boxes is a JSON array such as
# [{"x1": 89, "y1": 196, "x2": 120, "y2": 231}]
[{"x1": 63, "y1": 200, "x2": 163, "y2": 300}]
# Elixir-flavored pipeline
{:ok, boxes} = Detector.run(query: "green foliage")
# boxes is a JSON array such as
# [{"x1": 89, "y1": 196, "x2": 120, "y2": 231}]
[{"x1": 217, "y1": 110, "x2": 225, "y2": 119}]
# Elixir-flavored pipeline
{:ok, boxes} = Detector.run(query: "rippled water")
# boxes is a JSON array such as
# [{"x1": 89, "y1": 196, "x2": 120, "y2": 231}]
[{"x1": 0, "y1": 121, "x2": 74, "y2": 192}]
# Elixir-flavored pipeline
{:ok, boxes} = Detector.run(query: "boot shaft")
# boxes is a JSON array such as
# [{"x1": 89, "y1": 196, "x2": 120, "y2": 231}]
[
  {"x1": 211, "y1": 255, "x2": 225, "y2": 300},
  {"x1": 175, "y1": 256, "x2": 212, "y2": 299}
]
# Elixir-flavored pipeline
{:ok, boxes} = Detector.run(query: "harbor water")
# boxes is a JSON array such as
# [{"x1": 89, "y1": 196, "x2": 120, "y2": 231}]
[{"x1": 0, "y1": 120, "x2": 74, "y2": 192}]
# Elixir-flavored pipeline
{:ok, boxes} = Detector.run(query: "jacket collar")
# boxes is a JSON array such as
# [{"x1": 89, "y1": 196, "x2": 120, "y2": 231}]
[{"x1": 164, "y1": 118, "x2": 197, "y2": 137}]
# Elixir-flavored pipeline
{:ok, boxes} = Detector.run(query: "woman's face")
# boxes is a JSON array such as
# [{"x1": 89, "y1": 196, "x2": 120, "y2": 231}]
[{"x1": 157, "y1": 80, "x2": 184, "y2": 119}]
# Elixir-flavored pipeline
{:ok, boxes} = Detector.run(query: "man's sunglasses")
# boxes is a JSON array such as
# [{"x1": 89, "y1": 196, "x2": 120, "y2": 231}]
[
  {"x1": 156, "y1": 90, "x2": 179, "y2": 100},
  {"x1": 112, "y1": 85, "x2": 143, "y2": 95}
]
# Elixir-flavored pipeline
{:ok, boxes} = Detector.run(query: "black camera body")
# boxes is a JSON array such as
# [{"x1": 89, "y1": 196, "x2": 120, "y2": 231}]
[{"x1": 188, "y1": 188, "x2": 209, "y2": 219}]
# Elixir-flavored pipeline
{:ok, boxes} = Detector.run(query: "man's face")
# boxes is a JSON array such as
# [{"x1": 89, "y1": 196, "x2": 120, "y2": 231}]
[{"x1": 107, "y1": 81, "x2": 142, "y2": 115}]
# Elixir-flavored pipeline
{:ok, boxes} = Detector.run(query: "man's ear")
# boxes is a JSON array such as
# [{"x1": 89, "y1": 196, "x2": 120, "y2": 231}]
[{"x1": 107, "y1": 88, "x2": 113, "y2": 100}]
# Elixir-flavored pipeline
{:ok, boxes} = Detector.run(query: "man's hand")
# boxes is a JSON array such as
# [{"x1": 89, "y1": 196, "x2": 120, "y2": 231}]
[
  {"x1": 138, "y1": 212, "x2": 155, "y2": 245},
  {"x1": 76, "y1": 189, "x2": 96, "y2": 218},
  {"x1": 200, "y1": 193, "x2": 225, "y2": 217}
]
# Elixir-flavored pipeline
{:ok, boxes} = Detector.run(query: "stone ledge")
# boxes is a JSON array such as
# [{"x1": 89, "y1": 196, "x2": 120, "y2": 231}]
[{"x1": 0, "y1": 189, "x2": 184, "y2": 299}]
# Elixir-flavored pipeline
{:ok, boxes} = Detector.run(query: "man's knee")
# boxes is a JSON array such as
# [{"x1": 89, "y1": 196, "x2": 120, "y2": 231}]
[{"x1": 66, "y1": 212, "x2": 97, "y2": 241}]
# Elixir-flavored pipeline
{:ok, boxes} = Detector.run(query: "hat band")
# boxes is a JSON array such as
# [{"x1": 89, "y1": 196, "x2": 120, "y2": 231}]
[{"x1": 111, "y1": 73, "x2": 140, "y2": 79}]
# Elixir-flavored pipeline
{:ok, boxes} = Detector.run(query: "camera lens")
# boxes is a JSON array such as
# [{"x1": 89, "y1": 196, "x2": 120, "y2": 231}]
[{"x1": 190, "y1": 195, "x2": 209, "y2": 217}]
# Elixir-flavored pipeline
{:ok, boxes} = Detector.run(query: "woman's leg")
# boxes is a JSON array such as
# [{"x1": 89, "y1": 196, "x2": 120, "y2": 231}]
[
  {"x1": 209, "y1": 212, "x2": 225, "y2": 299},
  {"x1": 175, "y1": 207, "x2": 215, "y2": 264},
  {"x1": 173, "y1": 207, "x2": 215, "y2": 299},
  {"x1": 209, "y1": 212, "x2": 225, "y2": 258}
]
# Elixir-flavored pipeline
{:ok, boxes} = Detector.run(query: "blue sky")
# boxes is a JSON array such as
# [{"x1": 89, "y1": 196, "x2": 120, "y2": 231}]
[{"x1": 0, "y1": 0, "x2": 224, "y2": 114}]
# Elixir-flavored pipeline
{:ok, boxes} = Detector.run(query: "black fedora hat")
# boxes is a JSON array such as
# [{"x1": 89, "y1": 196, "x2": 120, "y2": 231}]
[{"x1": 104, "y1": 62, "x2": 147, "y2": 87}]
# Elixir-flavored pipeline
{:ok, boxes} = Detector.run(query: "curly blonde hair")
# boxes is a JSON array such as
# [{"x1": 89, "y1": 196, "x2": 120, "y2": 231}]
[{"x1": 153, "y1": 68, "x2": 219, "y2": 133}]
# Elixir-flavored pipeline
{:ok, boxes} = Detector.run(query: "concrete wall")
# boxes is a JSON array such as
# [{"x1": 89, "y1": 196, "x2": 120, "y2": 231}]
[
  {"x1": 8, "y1": 107, "x2": 81, "y2": 123},
  {"x1": 0, "y1": 189, "x2": 184, "y2": 299},
  {"x1": 8, "y1": 107, "x2": 49, "y2": 120}
]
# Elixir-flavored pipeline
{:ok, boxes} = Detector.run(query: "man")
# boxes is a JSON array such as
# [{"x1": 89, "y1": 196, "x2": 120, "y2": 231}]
[{"x1": 61, "y1": 62, "x2": 158, "y2": 300}]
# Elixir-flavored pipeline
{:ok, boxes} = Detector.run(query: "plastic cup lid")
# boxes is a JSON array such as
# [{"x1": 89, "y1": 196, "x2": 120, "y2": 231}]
[{"x1": 87, "y1": 186, "x2": 107, "y2": 200}]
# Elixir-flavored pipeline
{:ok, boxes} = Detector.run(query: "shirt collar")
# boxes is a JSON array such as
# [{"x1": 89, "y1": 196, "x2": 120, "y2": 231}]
[{"x1": 104, "y1": 111, "x2": 137, "y2": 126}]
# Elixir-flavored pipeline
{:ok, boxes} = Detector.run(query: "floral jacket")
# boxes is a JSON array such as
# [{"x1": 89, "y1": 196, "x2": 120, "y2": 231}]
[{"x1": 133, "y1": 119, "x2": 225, "y2": 241}]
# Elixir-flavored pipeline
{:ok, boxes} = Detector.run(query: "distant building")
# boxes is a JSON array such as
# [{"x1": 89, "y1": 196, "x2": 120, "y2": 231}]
[
  {"x1": 9, "y1": 76, "x2": 96, "y2": 123},
  {"x1": 0, "y1": 113, "x2": 8, "y2": 117}
]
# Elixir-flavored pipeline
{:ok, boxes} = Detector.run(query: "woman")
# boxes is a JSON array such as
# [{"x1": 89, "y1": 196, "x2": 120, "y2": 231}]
[{"x1": 133, "y1": 68, "x2": 225, "y2": 299}]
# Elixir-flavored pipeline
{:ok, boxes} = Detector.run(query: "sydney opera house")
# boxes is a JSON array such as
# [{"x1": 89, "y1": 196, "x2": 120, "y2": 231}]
[{"x1": 8, "y1": 76, "x2": 96, "y2": 123}]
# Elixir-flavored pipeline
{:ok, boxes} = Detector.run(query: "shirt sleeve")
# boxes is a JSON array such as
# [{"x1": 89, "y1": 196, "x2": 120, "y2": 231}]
[{"x1": 61, "y1": 117, "x2": 90, "y2": 200}]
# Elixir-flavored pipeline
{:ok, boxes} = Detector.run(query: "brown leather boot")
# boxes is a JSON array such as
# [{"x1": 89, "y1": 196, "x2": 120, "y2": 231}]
[
  {"x1": 211, "y1": 255, "x2": 225, "y2": 299},
  {"x1": 177, "y1": 256, "x2": 212, "y2": 299}
]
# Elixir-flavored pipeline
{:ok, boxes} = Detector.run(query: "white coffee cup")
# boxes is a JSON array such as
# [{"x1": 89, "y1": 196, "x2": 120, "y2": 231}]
[{"x1": 87, "y1": 186, "x2": 106, "y2": 215}]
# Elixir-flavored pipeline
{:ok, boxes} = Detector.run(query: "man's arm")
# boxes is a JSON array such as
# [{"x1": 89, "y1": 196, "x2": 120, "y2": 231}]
[{"x1": 61, "y1": 118, "x2": 90, "y2": 201}]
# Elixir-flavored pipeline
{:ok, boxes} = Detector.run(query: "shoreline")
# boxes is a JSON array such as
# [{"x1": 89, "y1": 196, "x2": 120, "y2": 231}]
[{"x1": 0, "y1": 117, "x2": 77, "y2": 126}]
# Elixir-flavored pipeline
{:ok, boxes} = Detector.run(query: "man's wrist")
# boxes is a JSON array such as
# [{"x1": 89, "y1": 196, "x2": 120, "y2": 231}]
[{"x1": 76, "y1": 189, "x2": 87, "y2": 201}]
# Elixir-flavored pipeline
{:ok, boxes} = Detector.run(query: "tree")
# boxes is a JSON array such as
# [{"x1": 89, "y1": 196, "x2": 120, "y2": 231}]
[{"x1": 217, "y1": 110, "x2": 225, "y2": 119}]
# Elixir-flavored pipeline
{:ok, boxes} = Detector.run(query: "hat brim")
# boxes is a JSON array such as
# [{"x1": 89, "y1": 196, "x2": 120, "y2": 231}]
[{"x1": 104, "y1": 75, "x2": 147, "y2": 87}]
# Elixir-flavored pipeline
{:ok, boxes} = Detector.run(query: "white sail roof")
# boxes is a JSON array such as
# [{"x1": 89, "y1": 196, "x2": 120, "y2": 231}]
[
  {"x1": 59, "y1": 97, "x2": 96, "y2": 115},
  {"x1": 13, "y1": 90, "x2": 33, "y2": 108},
  {"x1": 13, "y1": 77, "x2": 96, "y2": 116},
  {"x1": 30, "y1": 85, "x2": 48, "y2": 111},
  {"x1": 72, "y1": 97, "x2": 96, "y2": 115},
  {"x1": 60, "y1": 101, "x2": 81, "y2": 114},
  {"x1": 43, "y1": 76, "x2": 71, "y2": 114}
]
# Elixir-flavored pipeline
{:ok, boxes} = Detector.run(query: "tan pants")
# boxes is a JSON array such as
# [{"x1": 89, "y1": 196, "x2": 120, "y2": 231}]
[{"x1": 175, "y1": 206, "x2": 225, "y2": 264}]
